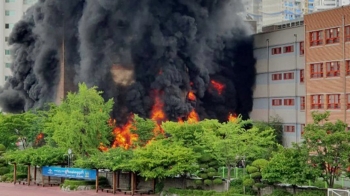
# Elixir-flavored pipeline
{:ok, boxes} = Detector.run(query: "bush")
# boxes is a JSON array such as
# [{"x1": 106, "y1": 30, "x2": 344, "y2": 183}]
[
  {"x1": 243, "y1": 178, "x2": 255, "y2": 186},
  {"x1": 0, "y1": 167, "x2": 9, "y2": 175},
  {"x1": 266, "y1": 189, "x2": 292, "y2": 196},
  {"x1": 0, "y1": 144, "x2": 6, "y2": 152},
  {"x1": 213, "y1": 178, "x2": 223, "y2": 185},
  {"x1": 204, "y1": 179, "x2": 212, "y2": 186},
  {"x1": 295, "y1": 190, "x2": 326, "y2": 196},
  {"x1": 1, "y1": 176, "x2": 7, "y2": 182},
  {"x1": 208, "y1": 172, "x2": 217, "y2": 178},
  {"x1": 194, "y1": 179, "x2": 202, "y2": 185},
  {"x1": 246, "y1": 166, "x2": 258, "y2": 174},
  {"x1": 199, "y1": 173, "x2": 208, "y2": 179}
]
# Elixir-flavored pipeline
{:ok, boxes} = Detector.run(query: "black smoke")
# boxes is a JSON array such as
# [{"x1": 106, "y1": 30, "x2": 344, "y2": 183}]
[{"x1": 0, "y1": 0, "x2": 256, "y2": 123}]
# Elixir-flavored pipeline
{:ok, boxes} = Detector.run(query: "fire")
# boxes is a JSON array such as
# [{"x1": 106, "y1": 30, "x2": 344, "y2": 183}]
[
  {"x1": 35, "y1": 133, "x2": 44, "y2": 145},
  {"x1": 228, "y1": 113, "x2": 237, "y2": 122},
  {"x1": 112, "y1": 116, "x2": 138, "y2": 149},
  {"x1": 188, "y1": 91, "x2": 196, "y2": 101},
  {"x1": 187, "y1": 109, "x2": 199, "y2": 123},
  {"x1": 151, "y1": 90, "x2": 167, "y2": 135},
  {"x1": 210, "y1": 80, "x2": 225, "y2": 95},
  {"x1": 99, "y1": 143, "x2": 109, "y2": 152}
]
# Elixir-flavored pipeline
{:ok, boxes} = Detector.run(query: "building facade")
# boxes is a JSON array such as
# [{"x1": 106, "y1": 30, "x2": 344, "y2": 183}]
[
  {"x1": 304, "y1": 5, "x2": 350, "y2": 125},
  {"x1": 0, "y1": 0, "x2": 37, "y2": 86},
  {"x1": 252, "y1": 25, "x2": 306, "y2": 147}
]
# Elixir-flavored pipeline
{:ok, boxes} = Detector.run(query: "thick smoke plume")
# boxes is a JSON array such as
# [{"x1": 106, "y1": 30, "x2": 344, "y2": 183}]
[{"x1": 1, "y1": 0, "x2": 256, "y2": 123}]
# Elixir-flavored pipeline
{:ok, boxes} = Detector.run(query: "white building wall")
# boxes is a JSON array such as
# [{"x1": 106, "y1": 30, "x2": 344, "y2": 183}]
[
  {"x1": 252, "y1": 26, "x2": 305, "y2": 147},
  {"x1": 0, "y1": 0, "x2": 37, "y2": 86}
]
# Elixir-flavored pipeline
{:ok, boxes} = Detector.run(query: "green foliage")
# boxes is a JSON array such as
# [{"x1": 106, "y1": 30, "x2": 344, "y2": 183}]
[
  {"x1": 74, "y1": 147, "x2": 132, "y2": 170},
  {"x1": 266, "y1": 189, "x2": 292, "y2": 196},
  {"x1": 262, "y1": 145, "x2": 319, "y2": 186},
  {"x1": 213, "y1": 178, "x2": 223, "y2": 185},
  {"x1": 129, "y1": 139, "x2": 199, "y2": 180},
  {"x1": 0, "y1": 144, "x2": 6, "y2": 152},
  {"x1": 243, "y1": 178, "x2": 255, "y2": 186},
  {"x1": 46, "y1": 83, "x2": 113, "y2": 156},
  {"x1": 0, "y1": 111, "x2": 43, "y2": 149},
  {"x1": 131, "y1": 115, "x2": 156, "y2": 147},
  {"x1": 254, "y1": 115, "x2": 283, "y2": 145},
  {"x1": 197, "y1": 117, "x2": 275, "y2": 187},
  {"x1": 302, "y1": 111, "x2": 350, "y2": 188},
  {"x1": 4, "y1": 147, "x2": 66, "y2": 166},
  {"x1": 0, "y1": 166, "x2": 9, "y2": 175},
  {"x1": 204, "y1": 179, "x2": 212, "y2": 185}
]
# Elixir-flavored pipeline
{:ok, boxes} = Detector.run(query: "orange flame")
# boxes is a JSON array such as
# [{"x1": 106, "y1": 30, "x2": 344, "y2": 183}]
[
  {"x1": 112, "y1": 116, "x2": 138, "y2": 149},
  {"x1": 151, "y1": 91, "x2": 167, "y2": 135},
  {"x1": 99, "y1": 143, "x2": 109, "y2": 152},
  {"x1": 228, "y1": 113, "x2": 237, "y2": 122},
  {"x1": 188, "y1": 91, "x2": 196, "y2": 101},
  {"x1": 210, "y1": 80, "x2": 225, "y2": 95},
  {"x1": 35, "y1": 133, "x2": 44, "y2": 145},
  {"x1": 187, "y1": 109, "x2": 199, "y2": 123}
]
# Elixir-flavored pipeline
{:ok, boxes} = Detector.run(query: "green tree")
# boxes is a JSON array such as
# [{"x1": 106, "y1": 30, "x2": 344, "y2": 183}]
[
  {"x1": 244, "y1": 159, "x2": 269, "y2": 196},
  {"x1": 198, "y1": 117, "x2": 275, "y2": 190},
  {"x1": 262, "y1": 145, "x2": 319, "y2": 193},
  {"x1": 46, "y1": 83, "x2": 113, "y2": 157},
  {"x1": 129, "y1": 138, "x2": 199, "y2": 188},
  {"x1": 302, "y1": 111, "x2": 350, "y2": 188},
  {"x1": 254, "y1": 115, "x2": 283, "y2": 145},
  {"x1": 131, "y1": 115, "x2": 157, "y2": 147},
  {"x1": 0, "y1": 111, "x2": 42, "y2": 149}
]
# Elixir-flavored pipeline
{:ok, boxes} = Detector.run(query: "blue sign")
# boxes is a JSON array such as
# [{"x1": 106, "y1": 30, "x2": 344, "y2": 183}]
[{"x1": 42, "y1": 166, "x2": 96, "y2": 180}]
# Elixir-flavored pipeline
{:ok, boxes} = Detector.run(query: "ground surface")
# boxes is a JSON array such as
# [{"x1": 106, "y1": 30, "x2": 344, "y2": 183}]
[{"x1": 0, "y1": 182, "x2": 149, "y2": 196}]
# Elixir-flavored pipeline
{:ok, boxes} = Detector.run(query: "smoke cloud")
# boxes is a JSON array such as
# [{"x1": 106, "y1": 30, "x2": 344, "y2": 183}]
[{"x1": 1, "y1": 0, "x2": 256, "y2": 123}]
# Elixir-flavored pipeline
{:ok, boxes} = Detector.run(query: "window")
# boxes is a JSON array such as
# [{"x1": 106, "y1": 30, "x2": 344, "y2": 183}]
[
  {"x1": 272, "y1": 73, "x2": 282, "y2": 81},
  {"x1": 300, "y1": 69, "x2": 304, "y2": 82},
  {"x1": 284, "y1": 125, "x2": 295, "y2": 132},
  {"x1": 5, "y1": 10, "x2": 16, "y2": 16},
  {"x1": 5, "y1": 63, "x2": 11, "y2": 68},
  {"x1": 271, "y1": 47, "x2": 281, "y2": 55},
  {"x1": 347, "y1": 60, "x2": 350, "y2": 76},
  {"x1": 327, "y1": 94, "x2": 340, "y2": 109},
  {"x1": 272, "y1": 99, "x2": 282, "y2": 106},
  {"x1": 5, "y1": 76, "x2": 9, "y2": 81},
  {"x1": 310, "y1": 63, "x2": 323, "y2": 78},
  {"x1": 300, "y1": 41, "x2": 304, "y2": 55},
  {"x1": 5, "y1": 50, "x2": 11, "y2": 55},
  {"x1": 346, "y1": 26, "x2": 350, "y2": 42},
  {"x1": 326, "y1": 61, "x2": 340, "y2": 77},
  {"x1": 283, "y1": 45, "x2": 294, "y2": 53},
  {"x1": 310, "y1": 30, "x2": 323, "y2": 46},
  {"x1": 347, "y1": 94, "x2": 350, "y2": 109},
  {"x1": 23, "y1": 0, "x2": 37, "y2": 4},
  {"x1": 283, "y1": 72, "x2": 294, "y2": 80},
  {"x1": 311, "y1": 94, "x2": 324, "y2": 109},
  {"x1": 5, "y1": 23, "x2": 14, "y2": 29},
  {"x1": 300, "y1": 96, "x2": 305, "y2": 110},
  {"x1": 325, "y1": 28, "x2": 340, "y2": 44},
  {"x1": 5, "y1": 0, "x2": 15, "y2": 2},
  {"x1": 284, "y1": 99, "x2": 294, "y2": 106}
]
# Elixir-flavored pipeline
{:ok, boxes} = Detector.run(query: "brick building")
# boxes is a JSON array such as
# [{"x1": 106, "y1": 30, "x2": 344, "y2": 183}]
[{"x1": 304, "y1": 6, "x2": 350, "y2": 124}]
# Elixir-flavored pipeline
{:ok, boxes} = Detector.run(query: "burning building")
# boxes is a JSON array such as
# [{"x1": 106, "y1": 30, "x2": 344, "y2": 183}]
[{"x1": 0, "y1": 0, "x2": 256, "y2": 126}]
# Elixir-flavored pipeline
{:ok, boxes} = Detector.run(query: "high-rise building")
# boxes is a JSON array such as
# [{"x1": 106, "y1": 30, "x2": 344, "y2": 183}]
[{"x1": 0, "y1": 0, "x2": 38, "y2": 86}]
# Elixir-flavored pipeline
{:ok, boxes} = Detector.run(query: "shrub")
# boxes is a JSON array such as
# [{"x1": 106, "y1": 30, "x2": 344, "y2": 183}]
[
  {"x1": 208, "y1": 172, "x2": 217, "y2": 178},
  {"x1": 246, "y1": 166, "x2": 258, "y2": 174},
  {"x1": 199, "y1": 173, "x2": 208, "y2": 179},
  {"x1": 207, "y1": 167, "x2": 216, "y2": 172},
  {"x1": 250, "y1": 172, "x2": 262, "y2": 178},
  {"x1": 1, "y1": 176, "x2": 7, "y2": 182},
  {"x1": 266, "y1": 189, "x2": 292, "y2": 196},
  {"x1": 194, "y1": 179, "x2": 202, "y2": 185},
  {"x1": 0, "y1": 144, "x2": 6, "y2": 152},
  {"x1": 0, "y1": 167, "x2": 9, "y2": 175},
  {"x1": 199, "y1": 164, "x2": 208, "y2": 169},
  {"x1": 213, "y1": 178, "x2": 223, "y2": 185},
  {"x1": 295, "y1": 190, "x2": 326, "y2": 196},
  {"x1": 203, "y1": 179, "x2": 212, "y2": 186},
  {"x1": 243, "y1": 178, "x2": 255, "y2": 186}
]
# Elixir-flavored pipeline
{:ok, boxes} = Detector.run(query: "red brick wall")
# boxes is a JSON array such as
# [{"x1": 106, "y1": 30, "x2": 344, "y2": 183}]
[{"x1": 305, "y1": 6, "x2": 350, "y2": 124}]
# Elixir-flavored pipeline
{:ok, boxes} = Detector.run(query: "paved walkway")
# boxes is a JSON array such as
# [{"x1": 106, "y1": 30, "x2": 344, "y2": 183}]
[{"x1": 0, "y1": 182, "x2": 141, "y2": 196}]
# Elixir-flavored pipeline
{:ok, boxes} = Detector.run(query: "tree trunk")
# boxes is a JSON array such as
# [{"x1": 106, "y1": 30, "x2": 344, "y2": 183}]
[
  {"x1": 182, "y1": 175, "x2": 186, "y2": 189},
  {"x1": 292, "y1": 185, "x2": 296, "y2": 194},
  {"x1": 226, "y1": 165, "x2": 231, "y2": 191}
]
